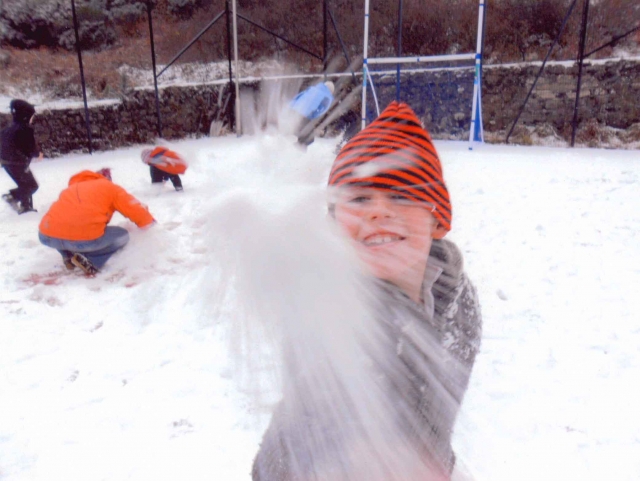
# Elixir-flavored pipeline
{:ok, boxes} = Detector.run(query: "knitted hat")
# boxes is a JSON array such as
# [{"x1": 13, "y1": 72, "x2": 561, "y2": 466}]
[
  {"x1": 328, "y1": 101, "x2": 452, "y2": 232},
  {"x1": 96, "y1": 168, "x2": 112, "y2": 181},
  {"x1": 10, "y1": 99, "x2": 35, "y2": 124},
  {"x1": 141, "y1": 148, "x2": 154, "y2": 164}
]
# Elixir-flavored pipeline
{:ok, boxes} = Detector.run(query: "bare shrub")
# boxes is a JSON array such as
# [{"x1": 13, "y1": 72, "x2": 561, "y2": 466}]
[
  {"x1": 587, "y1": 0, "x2": 640, "y2": 58},
  {"x1": 485, "y1": 0, "x2": 577, "y2": 63},
  {"x1": 575, "y1": 118, "x2": 612, "y2": 147},
  {"x1": 619, "y1": 123, "x2": 640, "y2": 143},
  {"x1": 509, "y1": 125, "x2": 534, "y2": 146},
  {"x1": 166, "y1": 0, "x2": 206, "y2": 20}
]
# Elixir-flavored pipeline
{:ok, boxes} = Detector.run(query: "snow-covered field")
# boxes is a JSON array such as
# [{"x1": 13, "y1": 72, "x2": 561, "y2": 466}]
[{"x1": 1, "y1": 136, "x2": 639, "y2": 481}]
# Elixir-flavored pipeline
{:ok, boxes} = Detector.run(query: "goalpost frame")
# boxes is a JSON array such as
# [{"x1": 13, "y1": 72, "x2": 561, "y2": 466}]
[
  {"x1": 361, "y1": 0, "x2": 486, "y2": 148},
  {"x1": 229, "y1": 0, "x2": 356, "y2": 135}
]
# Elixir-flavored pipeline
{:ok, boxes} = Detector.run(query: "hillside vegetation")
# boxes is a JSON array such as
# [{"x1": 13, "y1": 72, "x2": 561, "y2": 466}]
[{"x1": 1, "y1": 0, "x2": 638, "y2": 100}]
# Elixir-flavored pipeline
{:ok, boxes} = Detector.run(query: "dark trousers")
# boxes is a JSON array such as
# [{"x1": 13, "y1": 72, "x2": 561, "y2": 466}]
[
  {"x1": 150, "y1": 165, "x2": 182, "y2": 189},
  {"x1": 292, "y1": 112, "x2": 315, "y2": 148},
  {"x1": 3, "y1": 163, "x2": 38, "y2": 209}
]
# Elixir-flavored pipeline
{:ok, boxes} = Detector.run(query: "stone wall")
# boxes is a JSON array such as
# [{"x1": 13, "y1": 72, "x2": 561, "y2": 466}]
[
  {"x1": 0, "y1": 60, "x2": 638, "y2": 156},
  {"x1": 366, "y1": 60, "x2": 640, "y2": 140},
  {"x1": 483, "y1": 60, "x2": 640, "y2": 134},
  {"x1": 0, "y1": 83, "x2": 234, "y2": 157}
]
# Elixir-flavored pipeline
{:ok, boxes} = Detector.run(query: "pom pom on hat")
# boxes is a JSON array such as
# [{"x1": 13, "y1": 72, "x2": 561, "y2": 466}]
[{"x1": 328, "y1": 101, "x2": 452, "y2": 232}]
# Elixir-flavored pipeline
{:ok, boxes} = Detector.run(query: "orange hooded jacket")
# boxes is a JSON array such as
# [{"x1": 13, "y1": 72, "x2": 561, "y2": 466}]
[
  {"x1": 39, "y1": 171, "x2": 155, "y2": 241},
  {"x1": 141, "y1": 146, "x2": 187, "y2": 175}
]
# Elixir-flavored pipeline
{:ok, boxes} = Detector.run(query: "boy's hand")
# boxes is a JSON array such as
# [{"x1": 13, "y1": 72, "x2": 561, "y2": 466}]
[
  {"x1": 140, "y1": 220, "x2": 157, "y2": 230},
  {"x1": 34, "y1": 153, "x2": 44, "y2": 162}
]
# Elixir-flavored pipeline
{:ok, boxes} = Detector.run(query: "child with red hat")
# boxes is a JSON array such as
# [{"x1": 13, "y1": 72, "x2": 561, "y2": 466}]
[
  {"x1": 141, "y1": 146, "x2": 187, "y2": 192},
  {"x1": 253, "y1": 102, "x2": 482, "y2": 480}
]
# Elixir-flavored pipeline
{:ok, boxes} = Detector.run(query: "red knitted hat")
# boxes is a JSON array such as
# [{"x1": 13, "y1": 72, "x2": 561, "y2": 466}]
[
  {"x1": 328, "y1": 102, "x2": 452, "y2": 232},
  {"x1": 95, "y1": 168, "x2": 112, "y2": 181}
]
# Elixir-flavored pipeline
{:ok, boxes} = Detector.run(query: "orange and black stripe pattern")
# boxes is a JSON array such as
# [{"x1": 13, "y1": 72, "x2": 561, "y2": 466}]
[{"x1": 328, "y1": 101, "x2": 452, "y2": 231}]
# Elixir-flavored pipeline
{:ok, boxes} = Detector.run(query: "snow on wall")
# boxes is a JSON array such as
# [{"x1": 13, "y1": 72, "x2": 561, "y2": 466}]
[{"x1": 1, "y1": 59, "x2": 638, "y2": 156}]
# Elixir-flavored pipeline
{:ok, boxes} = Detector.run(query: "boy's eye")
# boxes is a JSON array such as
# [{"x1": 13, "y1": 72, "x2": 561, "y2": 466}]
[
  {"x1": 349, "y1": 196, "x2": 370, "y2": 203},
  {"x1": 389, "y1": 194, "x2": 413, "y2": 204}
]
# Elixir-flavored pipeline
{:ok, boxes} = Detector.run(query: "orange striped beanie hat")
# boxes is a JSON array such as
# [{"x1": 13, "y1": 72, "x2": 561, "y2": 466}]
[{"x1": 328, "y1": 101, "x2": 452, "y2": 232}]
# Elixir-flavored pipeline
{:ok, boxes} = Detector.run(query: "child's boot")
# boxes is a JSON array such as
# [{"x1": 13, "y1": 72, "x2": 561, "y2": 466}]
[
  {"x1": 61, "y1": 251, "x2": 75, "y2": 270},
  {"x1": 71, "y1": 253, "x2": 99, "y2": 276}
]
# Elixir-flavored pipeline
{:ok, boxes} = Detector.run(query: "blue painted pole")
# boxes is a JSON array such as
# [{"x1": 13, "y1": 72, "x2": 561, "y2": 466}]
[{"x1": 396, "y1": 0, "x2": 403, "y2": 102}]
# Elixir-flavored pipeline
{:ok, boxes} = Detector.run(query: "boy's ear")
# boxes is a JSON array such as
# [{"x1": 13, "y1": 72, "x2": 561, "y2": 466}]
[{"x1": 432, "y1": 223, "x2": 448, "y2": 240}]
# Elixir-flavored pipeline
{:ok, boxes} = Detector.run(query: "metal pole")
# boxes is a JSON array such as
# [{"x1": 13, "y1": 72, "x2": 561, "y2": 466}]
[
  {"x1": 323, "y1": 0, "x2": 328, "y2": 74},
  {"x1": 506, "y1": 0, "x2": 579, "y2": 143},
  {"x1": 225, "y1": 0, "x2": 234, "y2": 131},
  {"x1": 71, "y1": 0, "x2": 92, "y2": 154},
  {"x1": 156, "y1": 11, "x2": 225, "y2": 78},
  {"x1": 571, "y1": 0, "x2": 590, "y2": 147},
  {"x1": 232, "y1": 0, "x2": 241, "y2": 135},
  {"x1": 585, "y1": 25, "x2": 640, "y2": 58},
  {"x1": 468, "y1": 0, "x2": 486, "y2": 147},
  {"x1": 361, "y1": 0, "x2": 371, "y2": 129},
  {"x1": 396, "y1": 0, "x2": 403, "y2": 102},
  {"x1": 328, "y1": 9, "x2": 357, "y2": 83},
  {"x1": 147, "y1": 1, "x2": 163, "y2": 138},
  {"x1": 237, "y1": 14, "x2": 323, "y2": 60}
]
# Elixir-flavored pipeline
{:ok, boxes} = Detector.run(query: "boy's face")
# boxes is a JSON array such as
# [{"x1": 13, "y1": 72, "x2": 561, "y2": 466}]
[{"x1": 333, "y1": 187, "x2": 447, "y2": 287}]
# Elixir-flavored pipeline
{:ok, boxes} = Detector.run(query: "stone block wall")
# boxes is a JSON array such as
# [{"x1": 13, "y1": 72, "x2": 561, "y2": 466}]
[
  {"x1": 483, "y1": 61, "x2": 640, "y2": 134},
  {"x1": 0, "y1": 60, "x2": 638, "y2": 157},
  {"x1": 0, "y1": 83, "x2": 234, "y2": 157}
]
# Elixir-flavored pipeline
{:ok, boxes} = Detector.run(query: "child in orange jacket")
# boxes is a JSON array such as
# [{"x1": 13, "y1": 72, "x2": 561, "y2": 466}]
[
  {"x1": 38, "y1": 168, "x2": 155, "y2": 275},
  {"x1": 141, "y1": 146, "x2": 187, "y2": 192}
]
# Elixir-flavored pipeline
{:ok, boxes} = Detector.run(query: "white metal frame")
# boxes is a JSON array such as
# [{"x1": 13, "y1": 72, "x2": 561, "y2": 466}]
[
  {"x1": 361, "y1": 0, "x2": 486, "y2": 147},
  {"x1": 232, "y1": 0, "x2": 241, "y2": 135}
]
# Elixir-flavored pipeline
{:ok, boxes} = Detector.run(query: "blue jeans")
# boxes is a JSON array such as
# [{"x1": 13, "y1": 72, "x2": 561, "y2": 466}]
[{"x1": 38, "y1": 226, "x2": 129, "y2": 269}]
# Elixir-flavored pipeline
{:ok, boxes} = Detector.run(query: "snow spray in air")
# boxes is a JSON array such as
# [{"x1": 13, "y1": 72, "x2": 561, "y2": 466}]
[
  {"x1": 236, "y1": 57, "x2": 362, "y2": 140},
  {"x1": 202, "y1": 184, "x2": 477, "y2": 481}
]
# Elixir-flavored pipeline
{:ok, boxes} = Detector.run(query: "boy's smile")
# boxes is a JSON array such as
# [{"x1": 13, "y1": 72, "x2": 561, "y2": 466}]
[{"x1": 362, "y1": 231, "x2": 405, "y2": 247}]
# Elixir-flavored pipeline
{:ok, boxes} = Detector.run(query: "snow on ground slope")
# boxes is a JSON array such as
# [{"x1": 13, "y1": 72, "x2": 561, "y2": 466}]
[{"x1": 0, "y1": 137, "x2": 639, "y2": 481}]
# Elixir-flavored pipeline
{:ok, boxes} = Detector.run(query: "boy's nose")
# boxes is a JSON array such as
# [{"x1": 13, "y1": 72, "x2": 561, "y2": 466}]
[{"x1": 367, "y1": 197, "x2": 395, "y2": 220}]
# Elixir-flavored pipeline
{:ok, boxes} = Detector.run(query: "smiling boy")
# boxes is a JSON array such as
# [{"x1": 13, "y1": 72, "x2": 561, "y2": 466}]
[
  {"x1": 331, "y1": 101, "x2": 482, "y2": 473},
  {"x1": 253, "y1": 102, "x2": 482, "y2": 480}
]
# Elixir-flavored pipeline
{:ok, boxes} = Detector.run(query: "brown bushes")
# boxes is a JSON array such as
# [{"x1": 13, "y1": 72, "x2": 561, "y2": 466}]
[{"x1": 0, "y1": 0, "x2": 638, "y2": 103}]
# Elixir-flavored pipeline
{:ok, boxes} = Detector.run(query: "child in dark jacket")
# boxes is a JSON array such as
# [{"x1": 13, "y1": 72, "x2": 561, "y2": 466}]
[
  {"x1": 1, "y1": 99, "x2": 43, "y2": 214},
  {"x1": 252, "y1": 102, "x2": 482, "y2": 481}
]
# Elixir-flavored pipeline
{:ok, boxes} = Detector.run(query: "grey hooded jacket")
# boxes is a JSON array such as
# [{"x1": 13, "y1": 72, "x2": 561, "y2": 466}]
[{"x1": 252, "y1": 238, "x2": 482, "y2": 480}]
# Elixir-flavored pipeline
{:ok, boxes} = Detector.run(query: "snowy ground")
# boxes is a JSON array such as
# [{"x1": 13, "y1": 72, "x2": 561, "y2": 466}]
[{"x1": 1, "y1": 137, "x2": 639, "y2": 481}]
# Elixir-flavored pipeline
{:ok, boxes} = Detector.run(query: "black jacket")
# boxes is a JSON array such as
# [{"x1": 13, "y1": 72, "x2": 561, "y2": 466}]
[{"x1": 0, "y1": 121, "x2": 39, "y2": 167}]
